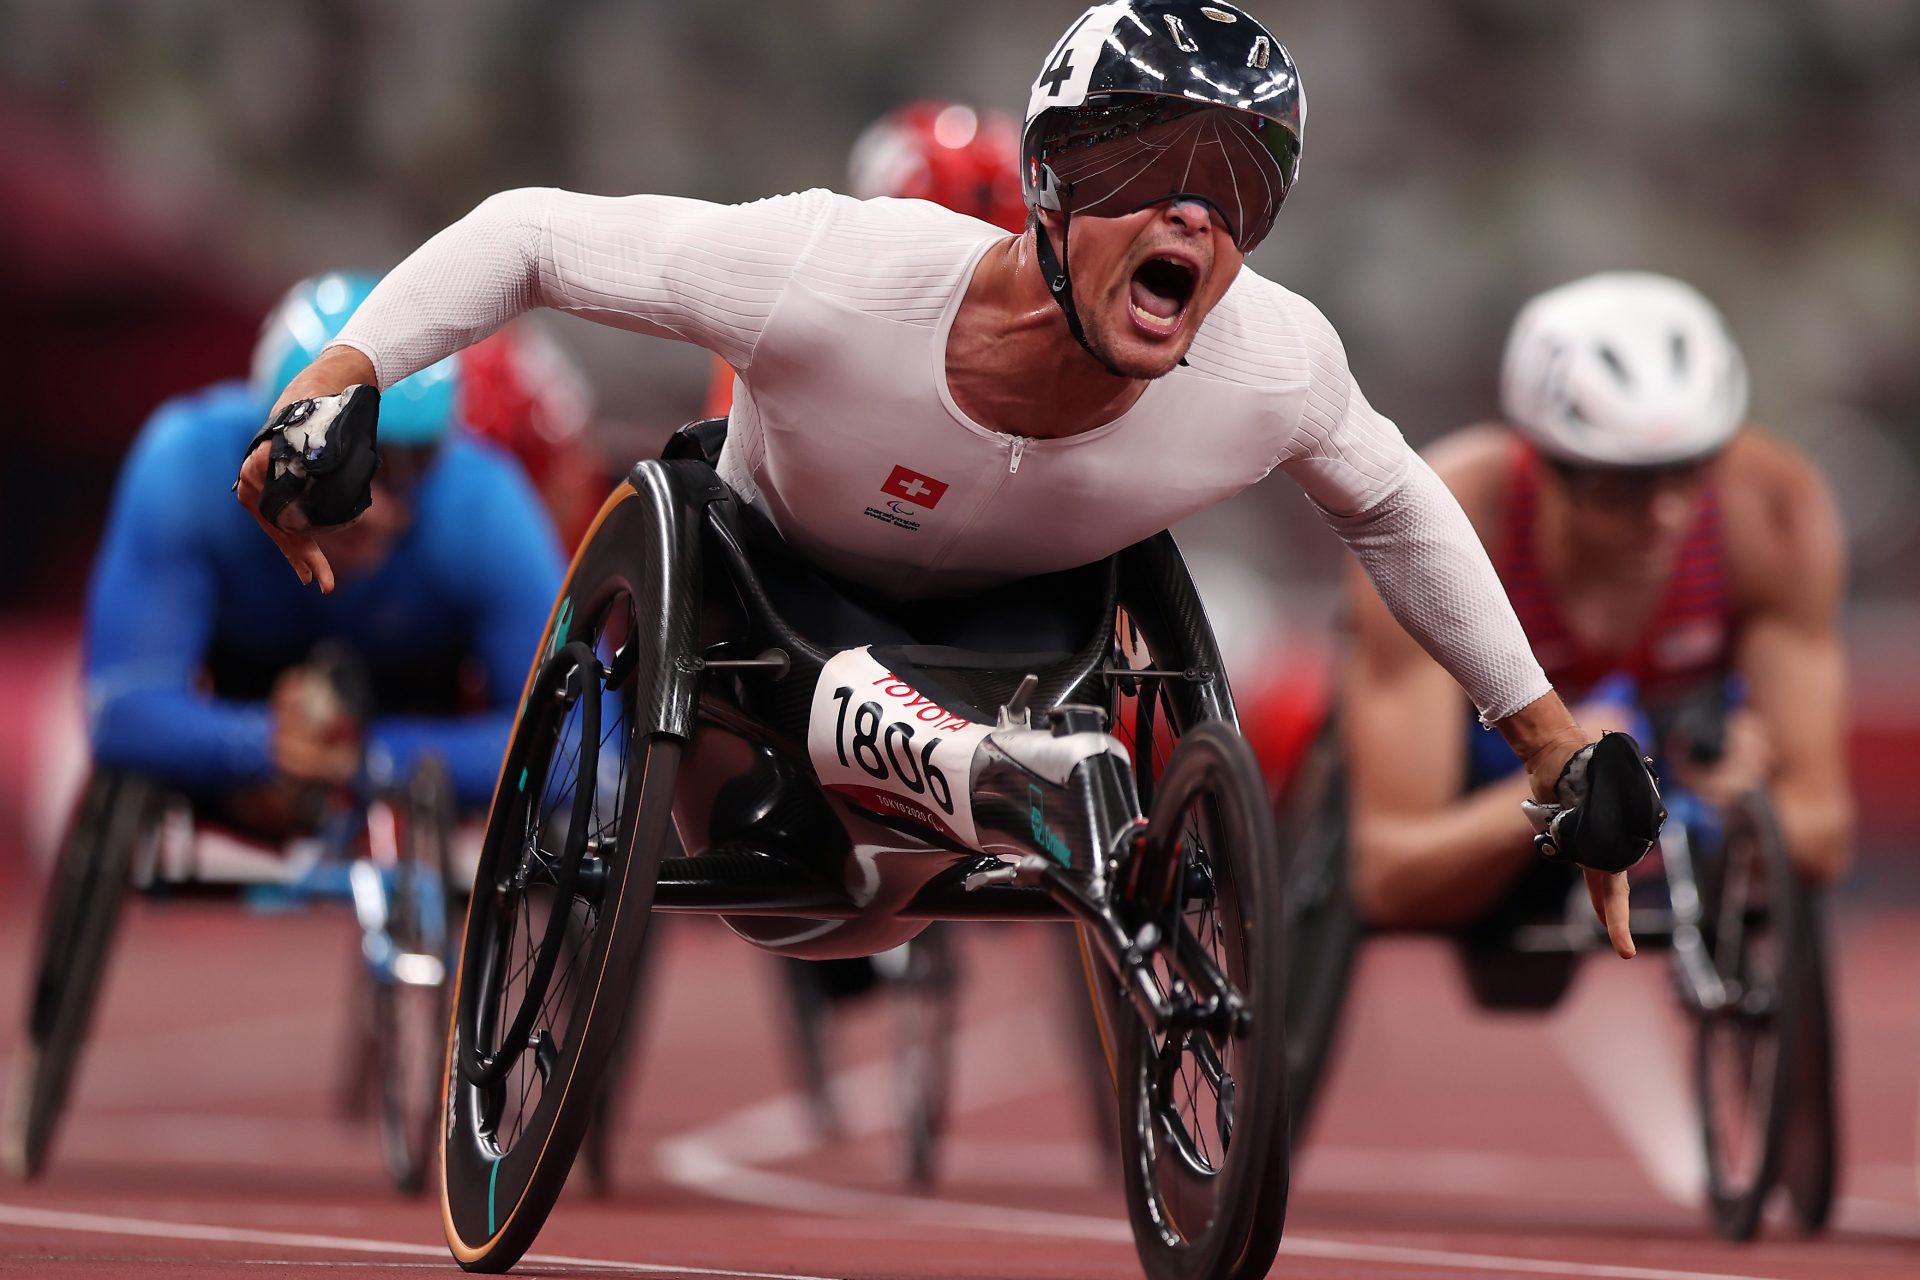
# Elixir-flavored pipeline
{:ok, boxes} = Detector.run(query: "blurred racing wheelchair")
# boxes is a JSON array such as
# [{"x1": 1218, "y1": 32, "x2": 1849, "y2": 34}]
[
  {"x1": 1277, "y1": 683, "x2": 1837, "y2": 1242},
  {"x1": 437, "y1": 419, "x2": 1289, "y2": 1279},
  {"x1": 5, "y1": 744, "x2": 457, "y2": 1194}
]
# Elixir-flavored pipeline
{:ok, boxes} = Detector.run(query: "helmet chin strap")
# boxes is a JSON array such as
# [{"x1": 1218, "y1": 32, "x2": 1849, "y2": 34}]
[
  {"x1": 1034, "y1": 205, "x2": 1111, "y2": 371},
  {"x1": 1034, "y1": 204, "x2": 1187, "y2": 377}
]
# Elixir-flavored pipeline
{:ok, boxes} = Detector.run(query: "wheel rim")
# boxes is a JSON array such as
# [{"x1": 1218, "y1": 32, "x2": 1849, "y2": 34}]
[
  {"x1": 458, "y1": 592, "x2": 636, "y2": 1166},
  {"x1": 1133, "y1": 762, "x2": 1251, "y2": 1249}
]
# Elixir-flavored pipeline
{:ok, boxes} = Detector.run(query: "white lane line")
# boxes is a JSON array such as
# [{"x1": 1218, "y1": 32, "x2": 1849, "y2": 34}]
[
  {"x1": 665, "y1": 1119, "x2": 1806, "y2": 1280},
  {"x1": 1546, "y1": 967, "x2": 1703, "y2": 1205},
  {"x1": 656, "y1": 1006, "x2": 1805, "y2": 1280},
  {"x1": 0, "y1": 1202, "x2": 839, "y2": 1280}
]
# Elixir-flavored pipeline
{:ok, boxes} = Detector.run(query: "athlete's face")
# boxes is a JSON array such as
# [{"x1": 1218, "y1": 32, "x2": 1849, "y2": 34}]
[
  {"x1": 1547, "y1": 459, "x2": 1711, "y2": 567},
  {"x1": 1051, "y1": 200, "x2": 1243, "y2": 379}
]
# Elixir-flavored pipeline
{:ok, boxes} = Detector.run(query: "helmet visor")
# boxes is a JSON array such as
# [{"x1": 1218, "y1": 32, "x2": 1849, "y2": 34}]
[{"x1": 1042, "y1": 98, "x2": 1298, "y2": 252}]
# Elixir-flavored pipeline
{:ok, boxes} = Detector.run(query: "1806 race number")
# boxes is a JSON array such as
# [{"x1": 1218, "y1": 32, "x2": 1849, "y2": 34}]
[
  {"x1": 807, "y1": 648, "x2": 993, "y2": 849},
  {"x1": 829, "y1": 686, "x2": 954, "y2": 815}
]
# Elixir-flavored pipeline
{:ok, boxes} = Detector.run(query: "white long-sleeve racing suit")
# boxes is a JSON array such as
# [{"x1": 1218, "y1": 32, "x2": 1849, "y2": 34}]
[{"x1": 331, "y1": 187, "x2": 1549, "y2": 721}]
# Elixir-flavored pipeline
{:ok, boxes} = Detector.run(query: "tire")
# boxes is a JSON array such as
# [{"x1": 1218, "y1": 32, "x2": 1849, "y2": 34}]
[
  {"x1": 1694, "y1": 791, "x2": 1804, "y2": 1242},
  {"x1": 1273, "y1": 724, "x2": 1361, "y2": 1149},
  {"x1": 1116, "y1": 721, "x2": 1289, "y2": 1280},
  {"x1": 4, "y1": 770, "x2": 157, "y2": 1178},
  {"x1": 372, "y1": 755, "x2": 456, "y2": 1195},
  {"x1": 1780, "y1": 886, "x2": 1838, "y2": 1234},
  {"x1": 440, "y1": 576, "x2": 678, "y2": 1272}
]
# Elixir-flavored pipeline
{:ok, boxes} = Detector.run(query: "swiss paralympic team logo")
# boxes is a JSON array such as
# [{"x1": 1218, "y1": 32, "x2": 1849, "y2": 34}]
[{"x1": 865, "y1": 464, "x2": 949, "y2": 532}]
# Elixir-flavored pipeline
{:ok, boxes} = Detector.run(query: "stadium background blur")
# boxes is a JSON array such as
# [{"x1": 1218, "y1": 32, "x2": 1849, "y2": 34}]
[{"x1": 1, "y1": 0, "x2": 1917, "y2": 869}]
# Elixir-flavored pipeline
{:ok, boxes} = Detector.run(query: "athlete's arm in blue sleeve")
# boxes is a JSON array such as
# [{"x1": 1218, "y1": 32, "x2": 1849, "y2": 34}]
[
  {"x1": 365, "y1": 452, "x2": 564, "y2": 809},
  {"x1": 85, "y1": 402, "x2": 278, "y2": 788}
]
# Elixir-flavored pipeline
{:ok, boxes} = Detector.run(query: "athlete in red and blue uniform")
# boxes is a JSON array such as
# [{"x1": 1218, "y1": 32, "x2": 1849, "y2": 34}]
[
  {"x1": 1344, "y1": 272, "x2": 1852, "y2": 930},
  {"x1": 85, "y1": 272, "x2": 565, "y2": 816}
]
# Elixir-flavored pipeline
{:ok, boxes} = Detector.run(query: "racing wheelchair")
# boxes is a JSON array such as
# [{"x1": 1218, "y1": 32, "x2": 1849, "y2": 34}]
[
  {"x1": 437, "y1": 421, "x2": 1291, "y2": 1279},
  {"x1": 1277, "y1": 687, "x2": 1838, "y2": 1243},
  {"x1": 5, "y1": 752, "x2": 457, "y2": 1194}
]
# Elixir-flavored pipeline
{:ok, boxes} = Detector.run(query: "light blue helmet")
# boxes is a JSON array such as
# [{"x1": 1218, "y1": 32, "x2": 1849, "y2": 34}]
[{"x1": 250, "y1": 270, "x2": 461, "y2": 446}]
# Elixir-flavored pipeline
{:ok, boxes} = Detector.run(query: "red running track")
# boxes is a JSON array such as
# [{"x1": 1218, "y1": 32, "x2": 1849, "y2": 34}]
[{"x1": 0, "y1": 892, "x2": 1915, "y2": 1279}]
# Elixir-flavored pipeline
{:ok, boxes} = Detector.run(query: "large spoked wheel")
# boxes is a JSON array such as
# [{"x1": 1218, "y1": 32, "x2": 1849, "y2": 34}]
[
  {"x1": 1116, "y1": 721, "x2": 1289, "y2": 1280},
  {"x1": 5, "y1": 770, "x2": 157, "y2": 1178},
  {"x1": 441, "y1": 579, "x2": 679, "y2": 1273},
  {"x1": 1693, "y1": 791, "x2": 1805, "y2": 1242},
  {"x1": 1274, "y1": 722, "x2": 1361, "y2": 1149},
  {"x1": 371, "y1": 755, "x2": 456, "y2": 1194}
]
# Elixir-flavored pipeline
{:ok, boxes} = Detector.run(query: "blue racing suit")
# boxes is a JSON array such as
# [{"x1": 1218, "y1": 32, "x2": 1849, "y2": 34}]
[{"x1": 84, "y1": 380, "x2": 566, "y2": 809}]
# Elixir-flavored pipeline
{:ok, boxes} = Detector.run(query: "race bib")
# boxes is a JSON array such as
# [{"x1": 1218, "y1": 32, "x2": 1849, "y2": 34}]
[{"x1": 806, "y1": 648, "x2": 993, "y2": 849}]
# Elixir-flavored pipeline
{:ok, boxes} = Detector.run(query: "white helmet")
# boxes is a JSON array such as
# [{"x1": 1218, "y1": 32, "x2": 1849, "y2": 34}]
[{"x1": 1500, "y1": 272, "x2": 1749, "y2": 468}]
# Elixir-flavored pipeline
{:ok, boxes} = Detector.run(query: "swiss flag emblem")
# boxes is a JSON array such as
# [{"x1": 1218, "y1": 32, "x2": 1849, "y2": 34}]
[{"x1": 882, "y1": 464, "x2": 948, "y2": 508}]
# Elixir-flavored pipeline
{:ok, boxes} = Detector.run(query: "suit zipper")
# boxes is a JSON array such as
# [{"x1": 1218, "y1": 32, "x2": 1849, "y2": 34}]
[{"x1": 920, "y1": 432, "x2": 1030, "y2": 578}]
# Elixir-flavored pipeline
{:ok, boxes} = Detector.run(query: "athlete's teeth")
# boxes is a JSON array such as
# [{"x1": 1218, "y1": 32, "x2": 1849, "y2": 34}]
[{"x1": 1131, "y1": 300, "x2": 1180, "y2": 331}]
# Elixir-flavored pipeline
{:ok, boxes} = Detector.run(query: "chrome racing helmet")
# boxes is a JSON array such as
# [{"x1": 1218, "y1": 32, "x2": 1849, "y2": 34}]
[
  {"x1": 1021, "y1": 1, "x2": 1305, "y2": 356},
  {"x1": 1501, "y1": 272, "x2": 1749, "y2": 469}
]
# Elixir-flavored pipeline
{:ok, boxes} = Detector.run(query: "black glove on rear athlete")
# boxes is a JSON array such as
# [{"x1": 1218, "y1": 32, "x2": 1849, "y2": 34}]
[
  {"x1": 243, "y1": 385, "x2": 382, "y2": 532},
  {"x1": 1521, "y1": 731, "x2": 1667, "y2": 873}
]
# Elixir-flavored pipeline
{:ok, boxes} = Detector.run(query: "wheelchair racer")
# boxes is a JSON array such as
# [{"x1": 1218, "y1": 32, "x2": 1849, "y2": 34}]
[
  {"x1": 87, "y1": 271, "x2": 565, "y2": 829},
  {"x1": 1342, "y1": 272, "x2": 1852, "y2": 932},
  {"x1": 697, "y1": 97, "x2": 1032, "y2": 1140},
  {"x1": 237, "y1": 0, "x2": 1659, "y2": 951}
]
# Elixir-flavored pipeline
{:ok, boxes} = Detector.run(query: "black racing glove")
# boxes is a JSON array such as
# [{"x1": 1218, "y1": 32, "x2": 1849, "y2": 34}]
[
  {"x1": 1520, "y1": 731, "x2": 1667, "y2": 873},
  {"x1": 242, "y1": 385, "x2": 382, "y2": 532}
]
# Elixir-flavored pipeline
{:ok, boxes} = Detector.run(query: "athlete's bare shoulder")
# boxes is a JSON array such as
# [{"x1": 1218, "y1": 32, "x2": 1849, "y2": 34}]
[
  {"x1": 1421, "y1": 423, "x2": 1519, "y2": 542},
  {"x1": 1718, "y1": 427, "x2": 1845, "y2": 618}
]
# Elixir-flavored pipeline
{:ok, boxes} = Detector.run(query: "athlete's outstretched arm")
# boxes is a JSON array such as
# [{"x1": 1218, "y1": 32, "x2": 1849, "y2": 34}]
[
  {"x1": 237, "y1": 186, "x2": 840, "y2": 589},
  {"x1": 1277, "y1": 307, "x2": 1632, "y2": 954}
]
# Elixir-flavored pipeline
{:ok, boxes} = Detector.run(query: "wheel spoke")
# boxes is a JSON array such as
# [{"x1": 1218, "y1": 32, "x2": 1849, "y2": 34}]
[{"x1": 456, "y1": 593, "x2": 647, "y2": 1171}]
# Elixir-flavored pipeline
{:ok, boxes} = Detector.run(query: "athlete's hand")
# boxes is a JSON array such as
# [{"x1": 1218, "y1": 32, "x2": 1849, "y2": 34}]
[
  {"x1": 237, "y1": 443, "x2": 334, "y2": 592},
  {"x1": 234, "y1": 346, "x2": 377, "y2": 593},
  {"x1": 1522, "y1": 730, "x2": 1636, "y2": 960},
  {"x1": 270, "y1": 666, "x2": 362, "y2": 786},
  {"x1": 1583, "y1": 866, "x2": 1634, "y2": 960}
]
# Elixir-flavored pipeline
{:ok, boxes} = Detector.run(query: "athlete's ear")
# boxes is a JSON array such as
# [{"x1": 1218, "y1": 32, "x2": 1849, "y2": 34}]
[{"x1": 1030, "y1": 206, "x2": 1067, "y2": 259}]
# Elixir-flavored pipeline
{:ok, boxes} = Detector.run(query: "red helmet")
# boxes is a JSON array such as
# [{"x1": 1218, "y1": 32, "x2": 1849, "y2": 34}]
[{"x1": 847, "y1": 100, "x2": 1027, "y2": 232}]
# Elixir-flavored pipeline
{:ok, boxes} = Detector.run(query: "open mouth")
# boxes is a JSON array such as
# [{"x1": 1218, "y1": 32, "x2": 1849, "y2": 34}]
[{"x1": 1128, "y1": 255, "x2": 1199, "y2": 336}]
